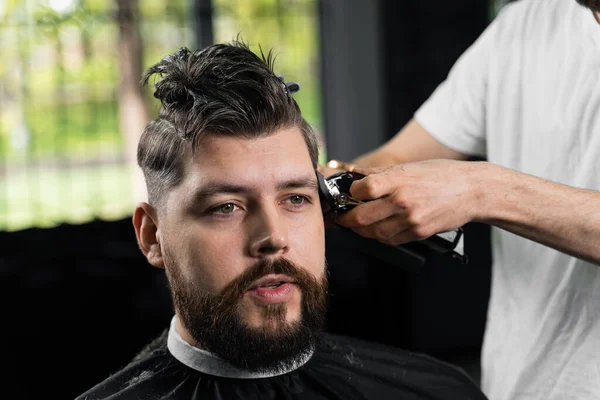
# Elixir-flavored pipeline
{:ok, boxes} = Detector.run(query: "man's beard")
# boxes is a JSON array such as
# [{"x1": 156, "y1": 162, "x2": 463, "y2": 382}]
[
  {"x1": 164, "y1": 253, "x2": 328, "y2": 373},
  {"x1": 576, "y1": 0, "x2": 600, "y2": 12}
]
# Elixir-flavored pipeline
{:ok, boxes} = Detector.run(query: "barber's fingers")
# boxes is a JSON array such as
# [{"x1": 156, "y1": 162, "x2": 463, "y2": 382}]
[
  {"x1": 350, "y1": 214, "x2": 410, "y2": 242},
  {"x1": 352, "y1": 217, "x2": 434, "y2": 246},
  {"x1": 335, "y1": 198, "x2": 403, "y2": 228}
]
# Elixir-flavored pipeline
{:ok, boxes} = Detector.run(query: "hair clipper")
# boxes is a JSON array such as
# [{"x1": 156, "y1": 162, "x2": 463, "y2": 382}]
[{"x1": 317, "y1": 170, "x2": 468, "y2": 265}]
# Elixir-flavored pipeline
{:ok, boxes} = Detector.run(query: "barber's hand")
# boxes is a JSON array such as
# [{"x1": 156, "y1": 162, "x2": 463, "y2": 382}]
[{"x1": 334, "y1": 160, "x2": 481, "y2": 246}]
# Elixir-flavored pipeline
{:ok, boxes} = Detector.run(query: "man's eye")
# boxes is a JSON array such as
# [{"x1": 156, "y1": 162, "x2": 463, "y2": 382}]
[
  {"x1": 213, "y1": 203, "x2": 239, "y2": 214},
  {"x1": 286, "y1": 195, "x2": 308, "y2": 206},
  {"x1": 289, "y1": 195, "x2": 305, "y2": 205}
]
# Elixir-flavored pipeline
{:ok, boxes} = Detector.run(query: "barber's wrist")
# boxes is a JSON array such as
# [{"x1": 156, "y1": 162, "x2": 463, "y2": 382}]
[{"x1": 469, "y1": 161, "x2": 502, "y2": 223}]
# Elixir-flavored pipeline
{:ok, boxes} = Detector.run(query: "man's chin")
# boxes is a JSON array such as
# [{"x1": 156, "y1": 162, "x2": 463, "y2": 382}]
[{"x1": 240, "y1": 295, "x2": 303, "y2": 329}]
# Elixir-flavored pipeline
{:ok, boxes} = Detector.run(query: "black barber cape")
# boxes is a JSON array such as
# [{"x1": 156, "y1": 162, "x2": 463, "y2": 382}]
[{"x1": 76, "y1": 320, "x2": 487, "y2": 400}]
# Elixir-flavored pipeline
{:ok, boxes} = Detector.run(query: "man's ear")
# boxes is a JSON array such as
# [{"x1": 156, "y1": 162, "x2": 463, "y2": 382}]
[{"x1": 132, "y1": 202, "x2": 165, "y2": 269}]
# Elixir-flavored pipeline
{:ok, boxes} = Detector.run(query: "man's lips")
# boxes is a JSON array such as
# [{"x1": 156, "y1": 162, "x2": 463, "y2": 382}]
[{"x1": 247, "y1": 274, "x2": 296, "y2": 291}]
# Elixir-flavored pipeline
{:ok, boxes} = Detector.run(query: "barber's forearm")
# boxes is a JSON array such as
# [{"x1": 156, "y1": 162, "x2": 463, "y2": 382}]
[
  {"x1": 351, "y1": 119, "x2": 468, "y2": 168},
  {"x1": 351, "y1": 148, "x2": 402, "y2": 168},
  {"x1": 475, "y1": 163, "x2": 600, "y2": 266}
]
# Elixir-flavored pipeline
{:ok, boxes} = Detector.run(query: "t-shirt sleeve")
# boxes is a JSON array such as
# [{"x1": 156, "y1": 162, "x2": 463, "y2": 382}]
[{"x1": 414, "y1": 4, "x2": 515, "y2": 158}]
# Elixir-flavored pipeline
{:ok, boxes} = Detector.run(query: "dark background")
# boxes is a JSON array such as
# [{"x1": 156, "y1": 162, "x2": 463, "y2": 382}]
[{"x1": 3, "y1": 0, "x2": 496, "y2": 398}]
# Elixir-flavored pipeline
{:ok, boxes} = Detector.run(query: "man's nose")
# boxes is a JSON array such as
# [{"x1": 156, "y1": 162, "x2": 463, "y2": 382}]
[{"x1": 248, "y1": 207, "x2": 289, "y2": 258}]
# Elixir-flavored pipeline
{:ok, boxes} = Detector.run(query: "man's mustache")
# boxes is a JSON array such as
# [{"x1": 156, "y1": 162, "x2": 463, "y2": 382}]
[{"x1": 217, "y1": 258, "x2": 319, "y2": 307}]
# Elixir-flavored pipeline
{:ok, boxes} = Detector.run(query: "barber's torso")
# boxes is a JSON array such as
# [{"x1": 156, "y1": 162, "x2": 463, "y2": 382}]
[{"x1": 481, "y1": 0, "x2": 600, "y2": 399}]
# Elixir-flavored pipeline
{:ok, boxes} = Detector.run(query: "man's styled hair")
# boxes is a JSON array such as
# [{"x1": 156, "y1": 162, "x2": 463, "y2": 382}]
[
  {"x1": 138, "y1": 40, "x2": 320, "y2": 206},
  {"x1": 576, "y1": 0, "x2": 600, "y2": 11}
]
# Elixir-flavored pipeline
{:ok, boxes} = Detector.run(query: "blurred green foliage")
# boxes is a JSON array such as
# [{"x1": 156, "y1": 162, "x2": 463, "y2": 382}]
[{"x1": 0, "y1": 0, "x2": 323, "y2": 231}]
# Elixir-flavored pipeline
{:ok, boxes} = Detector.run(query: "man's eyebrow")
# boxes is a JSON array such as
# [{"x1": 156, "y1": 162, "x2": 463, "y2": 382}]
[
  {"x1": 190, "y1": 177, "x2": 319, "y2": 204},
  {"x1": 276, "y1": 177, "x2": 319, "y2": 192},
  {"x1": 190, "y1": 183, "x2": 253, "y2": 205}
]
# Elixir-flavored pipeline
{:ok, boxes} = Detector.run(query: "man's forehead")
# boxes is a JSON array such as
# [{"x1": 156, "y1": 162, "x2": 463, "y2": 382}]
[
  {"x1": 187, "y1": 164, "x2": 317, "y2": 191},
  {"x1": 188, "y1": 129, "x2": 312, "y2": 169},
  {"x1": 181, "y1": 128, "x2": 316, "y2": 194},
  {"x1": 198, "y1": 127, "x2": 306, "y2": 154}
]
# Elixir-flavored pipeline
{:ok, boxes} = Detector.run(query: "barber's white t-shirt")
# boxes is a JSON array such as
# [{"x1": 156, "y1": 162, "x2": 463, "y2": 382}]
[{"x1": 415, "y1": 0, "x2": 600, "y2": 399}]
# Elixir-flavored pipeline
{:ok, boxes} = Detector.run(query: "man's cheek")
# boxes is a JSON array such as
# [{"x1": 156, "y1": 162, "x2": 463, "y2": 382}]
[
  {"x1": 301, "y1": 215, "x2": 325, "y2": 246},
  {"x1": 198, "y1": 248, "x2": 244, "y2": 291}
]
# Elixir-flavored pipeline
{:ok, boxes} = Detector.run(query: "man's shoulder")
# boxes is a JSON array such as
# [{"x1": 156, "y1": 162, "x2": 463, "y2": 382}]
[
  {"x1": 317, "y1": 332, "x2": 469, "y2": 372},
  {"x1": 314, "y1": 332, "x2": 485, "y2": 398},
  {"x1": 74, "y1": 331, "x2": 175, "y2": 400}
]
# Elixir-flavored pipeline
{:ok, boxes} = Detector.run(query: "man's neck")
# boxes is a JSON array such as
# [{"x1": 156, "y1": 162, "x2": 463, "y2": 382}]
[
  {"x1": 167, "y1": 316, "x2": 314, "y2": 379},
  {"x1": 175, "y1": 315, "x2": 199, "y2": 348},
  {"x1": 594, "y1": 11, "x2": 600, "y2": 24}
]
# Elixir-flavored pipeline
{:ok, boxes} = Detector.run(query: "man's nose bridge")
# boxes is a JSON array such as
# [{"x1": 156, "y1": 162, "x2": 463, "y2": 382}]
[{"x1": 251, "y1": 203, "x2": 288, "y2": 246}]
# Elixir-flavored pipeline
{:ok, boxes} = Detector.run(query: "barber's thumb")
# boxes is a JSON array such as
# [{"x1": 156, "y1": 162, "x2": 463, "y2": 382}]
[
  {"x1": 349, "y1": 169, "x2": 391, "y2": 200},
  {"x1": 352, "y1": 166, "x2": 379, "y2": 176}
]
